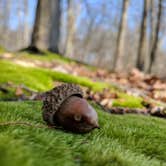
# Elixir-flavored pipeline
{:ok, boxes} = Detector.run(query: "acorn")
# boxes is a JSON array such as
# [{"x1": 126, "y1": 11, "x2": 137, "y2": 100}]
[{"x1": 42, "y1": 83, "x2": 99, "y2": 133}]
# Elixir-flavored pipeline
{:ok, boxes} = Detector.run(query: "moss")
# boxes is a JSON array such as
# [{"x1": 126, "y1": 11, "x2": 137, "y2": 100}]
[
  {"x1": 0, "y1": 60, "x2": 145, "y2": 108},
  {"x1": 0, "y1": 46, "x2": 6, "y2": 53},
  {"x1": 19, "y1": 51, "x2": 77, "y2": 64},
  {"x1": 0, "y1": 89, "x2": 16, "y2": 101},
  {"x1": 17, "y1": 51, "x2": 97, "y2": 71},
  {"x1": 0, "y1": 60, "x2": 109, "y2": 92},
  {"x1": 0, "y1": 101, "x2": 166, "y2": 166},
  {"x1": 112, "y1": 93, "x2": 144, "y2": 108},
  {"x1": 48, "y1": 70, "x2": 109, "y2": 92},
  {"x1": 0, "y1": 60, "x2": 53, "y2": 91}
]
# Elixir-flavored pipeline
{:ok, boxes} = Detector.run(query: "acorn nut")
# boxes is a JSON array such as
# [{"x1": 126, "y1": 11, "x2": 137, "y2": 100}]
[{"x1": 42, "y1": 83, "x2": 99, "y2": 133}]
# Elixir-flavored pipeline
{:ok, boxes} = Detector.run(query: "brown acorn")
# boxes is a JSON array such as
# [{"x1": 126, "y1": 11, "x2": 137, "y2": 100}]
[{"x1": 42, "y1": 83, "x2": 99, "y2": 133}]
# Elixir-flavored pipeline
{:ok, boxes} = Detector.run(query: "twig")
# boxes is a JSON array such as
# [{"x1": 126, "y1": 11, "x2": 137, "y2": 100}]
[
  {"x1": 20, "y1": 84, "x2": 37, "y2": 94},
  {"x1": 0, "y1": 86, "x2": 9, "y2": 93},
  {"x1": 107, "y1": 107, "x2": 149, "y2": 115},
  {"x1": 0, "y1": 83, "x2": 37, "y2": 94},
  {"x1": 0, "y1": 121, "x2": 60, "y2": 129}
]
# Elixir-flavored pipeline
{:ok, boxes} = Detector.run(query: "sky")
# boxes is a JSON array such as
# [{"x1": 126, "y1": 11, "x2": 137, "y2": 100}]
[
  {"x1": 9, "y1": 0, "x2": 37, "y2": 30},
  {"x1": 8, "y1": 0, "x2": 143, "y2": 31}
]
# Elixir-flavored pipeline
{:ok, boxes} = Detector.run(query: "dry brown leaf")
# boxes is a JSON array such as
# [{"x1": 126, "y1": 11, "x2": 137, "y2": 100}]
[{"x1": 15, "y1": 87, "x2": 23, "y2": 96}]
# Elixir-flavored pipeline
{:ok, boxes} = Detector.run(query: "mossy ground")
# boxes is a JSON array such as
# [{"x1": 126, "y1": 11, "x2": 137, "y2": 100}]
[
  {"x1": 0, "y1": 51, "x2": 166, "y2": 165},
  {"x1": 18, "y1": 51, "x2": 76, "y2": 64},
  {"x1": 0, "y1": 101, "x2": 166, "y2": 166},
  {"x1": 0, "y1": 46, "x2": 6, "y2": 53},
  {"x1": 5, "y1": 50, "x2": 96, "y2": 70},
  {"x1": 0, "y1": 57, "x2": 143, "y2": 108}
]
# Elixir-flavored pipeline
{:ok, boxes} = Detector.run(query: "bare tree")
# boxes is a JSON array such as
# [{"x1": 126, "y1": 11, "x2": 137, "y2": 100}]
[
  {"x1": 1, "y1": 0, "x2": 11, "y2": 48},
  {"x1": 29, "y1": 0, "x2": 44, "y2": 51},
  {"x1": 147, "y1": 0, "x2": 162, "y2": 73},
  {"x1": 81, "y1": 0, "x2": 96, "y2": 52},
  {"x1": 16, "y1": 0, "x2": 24, "y2": 49},
  {"x1": 23, "y1": 0, "x2": 30, "y2": 45},
  {"x1": 65, "y1": 0, "x2": 76, "y2": 57},
  {"x1": 29, "y1": 0, "x2": 61, "y2": 53},
  {"x1": 113, "y1": 0, "x2": 129, "y2": 71},
  {"x1": 136, "y1": 0, "x2": 148, "y2": 71}
]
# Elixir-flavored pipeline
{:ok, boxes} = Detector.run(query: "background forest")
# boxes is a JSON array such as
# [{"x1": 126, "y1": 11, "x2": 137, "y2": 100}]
[{"x1": 0, "y1": 0, "x2": 166, "y2": 76}]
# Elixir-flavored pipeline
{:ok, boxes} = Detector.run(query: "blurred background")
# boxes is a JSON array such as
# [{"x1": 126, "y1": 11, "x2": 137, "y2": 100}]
[{"x1": 0, "y1": 0, "x2": 166, "y2": 76}]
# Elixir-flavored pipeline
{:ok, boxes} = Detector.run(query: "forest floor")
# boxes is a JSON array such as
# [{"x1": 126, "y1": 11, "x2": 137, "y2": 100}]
[{"x1": 0, "y1": 49, "x2": 166, "y2": 166}]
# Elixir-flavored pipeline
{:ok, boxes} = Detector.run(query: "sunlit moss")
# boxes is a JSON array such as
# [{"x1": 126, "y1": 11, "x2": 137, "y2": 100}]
[
  {"x1": 0, "y1": 59, "x2": 145, "y2": 108},
  {"x1": 0, "y1": 46, "x2": 6, "y2": 53},
  {"x1": 0, "y1": 60, "x2": 108, "y2": 92},
  {"x1": 0, "y1": 101, "x2": 165, "y2": 166},
  {"x1": 112, "y1": 93, "x2": 144, "y2": 108},
  {"x1": 19, "y1": 51, "x2": 75, "y2": 64}
]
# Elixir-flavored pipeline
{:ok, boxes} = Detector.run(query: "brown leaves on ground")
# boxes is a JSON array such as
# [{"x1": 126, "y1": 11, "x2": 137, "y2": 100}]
[
  {"x1": 88, "y1": 67, "x2": 166, "y2": 104},
  {"x1": 84, "y1": 88, "x2": 117, "y2": 109}
]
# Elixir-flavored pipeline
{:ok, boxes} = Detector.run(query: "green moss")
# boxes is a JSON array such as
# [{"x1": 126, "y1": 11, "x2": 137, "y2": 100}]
[
  {"x1": 0, "y1": 60, "x2": 145, "y2": 108},
  {"x1": 18, "y1": 51, "x2": 96, "y2": 71},
  {"x1": 19, "y1": 51, "x2": 76, "y2": 64},
  {"x1": 0, "y1": 60, "x2": 53, "y2": 91},
  {"x1": 0, "y1": 46, "x2": 6, "y2": 53},
  {"x1": 112, "y1": 93, "x2": 144, "y2": 108},
  {"x1": 0, "y1": 89, "x2": 16, "y2": 101},
  {"x1": 48, "y1": 70, "x2": 109, "y2": 91},
  {"x1": 0, "y1": 60, "x2": 108, "y2": 92},
  {"x1": 0, "y1": 101, "x2": 166, "y2": 166}
]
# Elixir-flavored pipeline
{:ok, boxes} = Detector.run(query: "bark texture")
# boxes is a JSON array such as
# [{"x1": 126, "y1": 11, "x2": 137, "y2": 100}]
[
  {"x1": 113, "y1": 0, "x2": 129, "y2": 71},
  {"x1": 30, "y1": 0, "x2": 61, "y2": 53}
]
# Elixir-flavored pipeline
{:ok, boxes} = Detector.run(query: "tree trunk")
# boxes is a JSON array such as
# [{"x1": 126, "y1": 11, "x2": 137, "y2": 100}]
[
  {"x1": 48, "y1": 0, "x2": 61, "y2": 53},
  {"x1": 136, "y1": 0, "x2": 148, "y2": 71},
  {"x1": 144, "y1": 0, "x2": 154, "y2": 73},
  {"x1": 65, "y1": 0, "x2": 74, "y2": 57},
  {"x1": 23, "y1": 0, "x2": 30, "y2": 46},
  {"x1": 147, "y1": 0, "x2": 162, "y2": 73},
  {"x1": 2, "y1": 0, "x2": 11, "y2": 48},
  {"x1": 64, "y1": 0, "x2": 79, "y2": 58},
  {"x1": 29, "y1": 0, "x2": 41, "y2": 51},
  {"x1": 113, "y1": 0, "x2": 129, "y2": 71},
  {"x1": 29, "y1": 0, "x2": 61, "y2": 53}
]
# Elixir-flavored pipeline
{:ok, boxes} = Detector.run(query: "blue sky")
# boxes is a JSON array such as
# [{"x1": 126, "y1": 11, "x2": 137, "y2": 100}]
[
  {"x1": 9, "y1": 0, "x2": 37, "y2": 30},
  {"x1": 8, "y1": 0, "x2": 143, "y2": 31}
]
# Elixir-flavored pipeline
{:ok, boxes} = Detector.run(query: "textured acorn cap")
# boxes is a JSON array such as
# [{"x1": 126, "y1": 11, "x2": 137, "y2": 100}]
[{"x1": 42, "y1": 83, "x2": 84, "y2": 126}]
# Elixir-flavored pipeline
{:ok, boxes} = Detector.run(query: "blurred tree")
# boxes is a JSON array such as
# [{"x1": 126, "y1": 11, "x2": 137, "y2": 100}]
[
  {"x1": 0, "y1": 0, "x2": 11, "y2": 47},
  {"x1": 113, "y1": 0, "x2": 129, "y2": 71},
  {"x1": 23, "y1": 0, "x2": 29, "y2": 44},
  {"x1": 136, "y1": 0, "x2": 148, "y2": 71},
  {"x1": 147, "y1": 0, "x2": 163, "y2": 73},
  {"x1": 144, "y1": 0, "x2": 154, "y2": 73},
  {"x1": 65, "y1": 0, "x2": 76, "y2": 58},
  {"x1": 29, "y1": 0, "x2": 61, "y2": 53}
]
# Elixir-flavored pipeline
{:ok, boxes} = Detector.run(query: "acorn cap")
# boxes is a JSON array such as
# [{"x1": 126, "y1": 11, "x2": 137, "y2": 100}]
[{"x1": 42, "y1": 83, "x2": 84, "y2": 126}]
